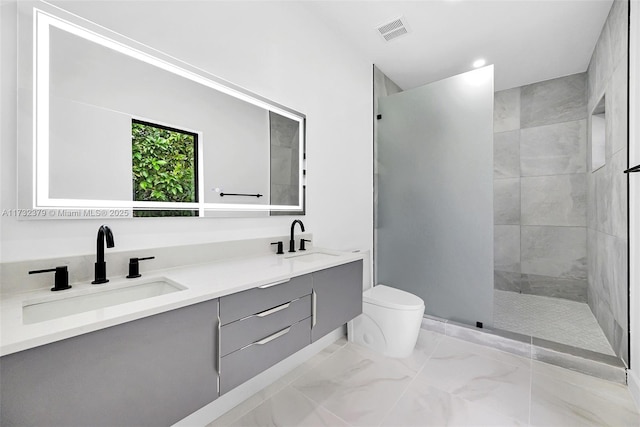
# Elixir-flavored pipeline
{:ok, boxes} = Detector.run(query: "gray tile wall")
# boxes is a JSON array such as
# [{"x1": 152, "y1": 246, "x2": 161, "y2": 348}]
[
  {"x1": 494, "y1": 73, "x2": 588, "y2": 305},
  {"x1": 585, "y1": 0, "x2": 629, "y2": 365},
  {"x1": 270, "y1": 112, "x2": 300, "y2": 207}
]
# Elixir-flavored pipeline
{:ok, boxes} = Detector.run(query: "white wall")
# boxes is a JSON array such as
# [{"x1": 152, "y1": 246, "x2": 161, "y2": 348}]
[
  {"x1": 628, "y1": 0, "x2": 640, "y2": 409},
  {"x1": 0, "y1": 1, "x2": 373, "y2": 262}
]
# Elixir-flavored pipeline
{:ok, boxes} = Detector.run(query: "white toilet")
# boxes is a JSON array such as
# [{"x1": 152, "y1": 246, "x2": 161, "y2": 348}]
[{"x1": 349, "y1": 284, "x2": 425, "y2": 358}]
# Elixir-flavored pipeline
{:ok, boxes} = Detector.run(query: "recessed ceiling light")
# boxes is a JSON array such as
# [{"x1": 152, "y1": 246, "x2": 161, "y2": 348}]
[{"x1": 473, "y1": 59, "x2": 487, "y2": 68}]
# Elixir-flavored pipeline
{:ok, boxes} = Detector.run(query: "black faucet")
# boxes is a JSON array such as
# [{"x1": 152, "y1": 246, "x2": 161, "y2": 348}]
[
  {"x1": 92, "y1": 225, "x2": 115, "y2": 284},
  {"x1": 289, "y1": 219, "x2": 305, "y2": 253}
]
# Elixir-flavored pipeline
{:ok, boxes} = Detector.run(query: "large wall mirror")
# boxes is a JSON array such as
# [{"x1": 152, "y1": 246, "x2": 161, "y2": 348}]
[{"x1": 18, "y1": 4, "x2": 305, "y2": 218}]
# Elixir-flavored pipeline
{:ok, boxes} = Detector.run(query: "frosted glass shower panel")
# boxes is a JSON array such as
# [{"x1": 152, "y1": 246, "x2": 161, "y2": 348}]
[{"x1": 376, "y1": 66, "x2": 495, "y2": 326}]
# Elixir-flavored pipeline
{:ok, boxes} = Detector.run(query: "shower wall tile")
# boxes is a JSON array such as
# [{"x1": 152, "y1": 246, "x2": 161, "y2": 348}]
[
  {"x1": 595, "y1": 150, "x2": 627, "y2": 238},
  {"x1": 610, "y1": 149, "x2": 628, "y2": 239},
  {"x1": 594, "y1": 164, "x2": 612, "y2": 234},
  {"x1": 608, "y1": 0, "x2": 629, "y2": 72},
  {"x1": 520, "y1": 273, "x2": 587, "y2": 303},
  {"x1": 588, "y1": 230, "x2": 629, "y2": 364},
  {"x1": 494, "y1": 270, "x2": 522, "y2": 293},
  {"x1": 521, "y1": 226, "x2": 586, "y2": 280},
  {"x1": 587, "y1": 172, "x2": 597, "y2": 230},
  {"x1": 521, "y1": 174, "x2": 586, "y2": 227},
  {"x1": 594, "y1": 15, "x2": 614, "y2": 103},
  {"x1": 614, "y1": 321, "x2": 629, "y2": 366},
  {"x1": 270, "y1": 146, "x2": 293, "y2": 185},
  {"x1": 588, "y1": 286, "x2": 618, "y2": 363},
  {"x1": 494, "y1": 272, "x2": 586, "y2": 302},
  {"x1": 587, "y1": 228, "x2": 598, "y2": 293},
  {"x1": 494, "y1": 225, "x2": 520, "y2": 273},
  {"x1": 520, "y1": 73, "x2": 587, "y2": 129},
  {"x1": 520, "y1": 120, "x2": 587, "y2": 176},
  {"x1": 608, "y1": 60, "x2": 628, "y2": 157},
  {"x1": 494, "y1": 88, "x2": 520, "y2": 132},
  {"x1": 493, "y1": 178, "x2": 520, "y2": 225},
  {"x1": 602, "y1": 233, "x2": 628, "y2": 327},
  {"x1": 585, "y1": 1, "x2": 629, "y2": 364},
  {"x1": 587, "y1": 50, "x2": 598, "y2": 110},
  {"x1": 593, "y1": 231, "x2": 612, "y2": 305},
  {"x1": 493, "y1": 130, "x2": 520, "y2": 178}
]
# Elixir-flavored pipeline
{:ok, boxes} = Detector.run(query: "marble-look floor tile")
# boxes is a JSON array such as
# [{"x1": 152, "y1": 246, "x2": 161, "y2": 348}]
[
  {"x1": 380, "y1": 380, "x2": 525, "y2": 426},
  {"x1": 417, "y1": 337, "x2": 531, "y2": 423},
  {"x1": 494, "y1": 88, "x2": 520, "y2": 132},
  {"x1": 210, "y1": 338, "x2": 347, "y2": 426},
  {"x1": 207, "y1": 328, "x2": 638, "y2": 427},
  {"x1": 231, "y1": 386, "x2": 349, "y2": 427},
  {"x1": 291, "y1": 345, "x2": 414, "y2": 427},
  {"x1": 376, "y1": 328, "x2": 445, "y2": 374},
  {"x1": 494, "y1": 130, "x2": 520, "y2": 178},
  {"x1": 520, "y1": 120, "x2": 586, "y2": 176},
  {"x1": 279, "y1": 338, "x2": 348, "y2": 385},
  {"x1": 532, "y1": 360, "x2": 629, "y2": 400},
  {"x1": 521, "y1": 174, "x2": 586, "y2": 227},
  {"x1": 530, "y1": 365, "x2": 639, "y2": 426},
  {"x1": 521, "y1": 73, "x2": 587, "y2": 128},
  {"x1": 347, "y1": 333, "x2": 441, "y2": 375},
  {"x1": 208, "y1": 379, "x2": 289, "y2": 427},
  {"x1": 434, "y1": 336, "x2": 531, "y2": 370}
]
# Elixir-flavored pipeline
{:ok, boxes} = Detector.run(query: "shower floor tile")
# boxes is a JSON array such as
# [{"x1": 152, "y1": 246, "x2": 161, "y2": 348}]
[{"x1": 493, "y1": 290, "x2": 615, "y2": 355}]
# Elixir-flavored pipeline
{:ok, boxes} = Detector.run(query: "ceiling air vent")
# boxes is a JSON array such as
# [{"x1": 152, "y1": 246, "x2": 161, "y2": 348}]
[{"x1": 376, "y1": 16, "x2": 409, "y2": 42}]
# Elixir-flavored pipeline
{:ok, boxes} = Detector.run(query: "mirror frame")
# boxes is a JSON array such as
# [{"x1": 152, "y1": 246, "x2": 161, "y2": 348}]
[{"x1": 25, "y1": 4, "x2": 305, "y2": 213}]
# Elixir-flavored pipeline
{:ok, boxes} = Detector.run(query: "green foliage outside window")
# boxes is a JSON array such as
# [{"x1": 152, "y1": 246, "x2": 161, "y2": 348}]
[{"x1": 132, "y1": 121, "x2": 198, "y2": 217}]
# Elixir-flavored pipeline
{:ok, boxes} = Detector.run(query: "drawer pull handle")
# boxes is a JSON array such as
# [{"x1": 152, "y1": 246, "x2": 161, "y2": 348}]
[
  {"x1": 256, "y1": 302, "x2": 291, "y2": 317},
  {"x1": 312, "y1": 289, "x2": 317, "y2": 327},
  {"x1": 258, "y1": 278, "x2": 290, "y2": 289},
  {"x1": 255, "y1": 326, "x2": 291, "y2": 345}
]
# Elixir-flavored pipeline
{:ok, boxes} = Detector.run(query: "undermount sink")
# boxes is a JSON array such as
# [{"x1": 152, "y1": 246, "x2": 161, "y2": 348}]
[
  {"x1": 284, "y1": 251, "x2": 339, "y2": 263},
  {"x1": 22, "y1": 278, "x2": 186, "y2": 324}
]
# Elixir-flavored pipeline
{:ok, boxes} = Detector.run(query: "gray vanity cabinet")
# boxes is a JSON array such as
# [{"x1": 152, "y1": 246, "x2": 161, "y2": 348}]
[
  {"x1": 311, "y1": 260, "x2": 363, "y2": 342},
  {"x1": 219, "y1": 274, "x2": 313, "y2": 394},
  {"x1": 0, "y1": 299, "x2": 219, "y2": 427}
]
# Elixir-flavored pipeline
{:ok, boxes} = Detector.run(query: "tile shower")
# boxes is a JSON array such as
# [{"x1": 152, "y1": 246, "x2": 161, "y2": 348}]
[
  {"x1": 493, "y1": 0, "x2": 629, "y2": 364},
  {"x1": 493, "y1": 73, "x2": 589, "y2": 303}
]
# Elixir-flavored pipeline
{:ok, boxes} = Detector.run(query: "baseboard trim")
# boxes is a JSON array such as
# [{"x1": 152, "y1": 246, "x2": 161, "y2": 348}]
[
  {"x1": 628, "y1": 370, "x2": 640, "y2": 411},
  {"x1": 421, "y1": 315, "x2": 627, "y2": 384}
]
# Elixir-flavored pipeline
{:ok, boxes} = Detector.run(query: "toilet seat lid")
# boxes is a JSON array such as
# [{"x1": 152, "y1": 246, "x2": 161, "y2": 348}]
[{"x1": 363, "y1": 284, "x2": 425, "y2": 310}]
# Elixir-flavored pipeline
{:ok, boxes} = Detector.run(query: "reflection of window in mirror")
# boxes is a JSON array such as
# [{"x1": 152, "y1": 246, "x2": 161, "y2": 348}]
[
  {"x1": 131, "y1": 119, "x2": 199, "y2": 217},
  {"x1": 591, "y1": 95, "x2": 606, "y2": 172}
]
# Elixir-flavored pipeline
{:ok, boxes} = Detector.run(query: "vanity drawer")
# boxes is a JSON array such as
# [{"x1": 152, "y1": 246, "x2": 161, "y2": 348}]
[
  {"x1": 219, "y1": 273, "x2": 312, "y2": 325},
  {"x1": 220, "y1": 294, "x2": 311, "y2": 357},
  {"x1": 219, "y1": 317, "x2": 311, "y2": 395}
]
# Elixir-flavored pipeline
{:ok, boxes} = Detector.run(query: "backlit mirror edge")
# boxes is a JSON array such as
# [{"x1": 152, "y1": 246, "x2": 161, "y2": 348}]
[{"x1": 20, "y1": 2, "x2": 306, "y2": 215}]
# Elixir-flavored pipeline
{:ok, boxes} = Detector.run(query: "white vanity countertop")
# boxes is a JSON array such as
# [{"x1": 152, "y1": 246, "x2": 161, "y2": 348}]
[{"x1": 0, "y1": 248, "x2": 365, "y2": 357}]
